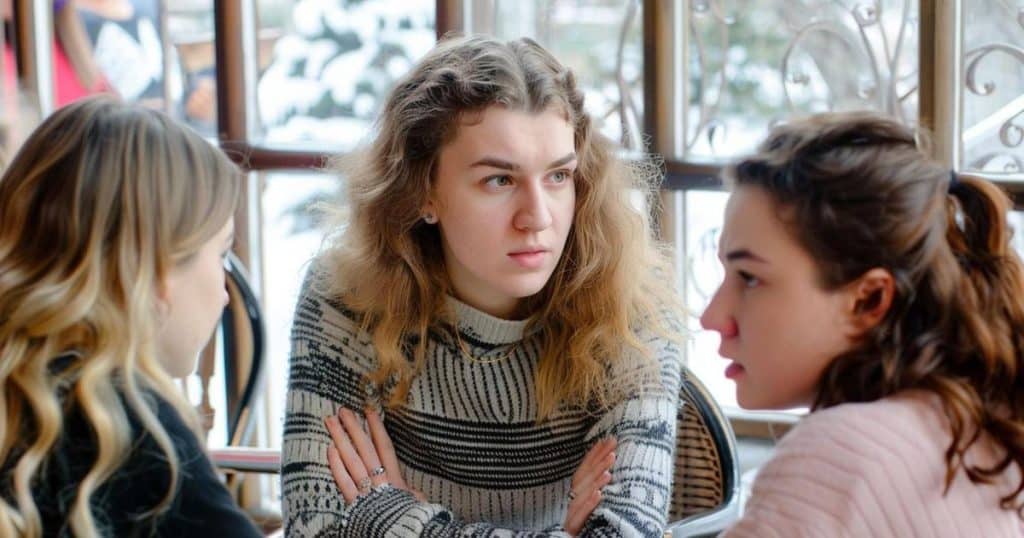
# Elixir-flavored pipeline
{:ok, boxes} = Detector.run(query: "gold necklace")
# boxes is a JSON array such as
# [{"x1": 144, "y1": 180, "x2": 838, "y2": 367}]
[{"x1": 452, "y1": 328, "x2": 517, "y2": 365}]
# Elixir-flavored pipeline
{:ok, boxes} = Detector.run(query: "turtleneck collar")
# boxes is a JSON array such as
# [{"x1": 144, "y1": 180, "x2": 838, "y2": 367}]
[{"x1": 445, "y1": 295, "x2": 536, "y2": 345}]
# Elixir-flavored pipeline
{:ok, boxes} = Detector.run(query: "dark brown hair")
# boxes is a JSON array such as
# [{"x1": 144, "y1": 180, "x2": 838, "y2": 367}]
[{"x1": 725, "y1": 110, "x2": 1024, "y2": 516}]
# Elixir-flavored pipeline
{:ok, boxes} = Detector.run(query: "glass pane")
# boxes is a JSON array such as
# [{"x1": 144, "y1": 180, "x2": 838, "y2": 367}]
[
  {"x1": 54, "y1": 0, "x2": 217, "y2": 135},
  {"x1": 469, "y1": 0, "x2": 644, "y2": 152},
  {"x1": 682, "y1": 190, "x2": 736, "y2": 408},
  {"x1": 255, "y1": 0, "x2": 436, "y2": 151},
  {"x1": 682, "y1": 0, "x2": 919, "y2": 160},
  {"x1": 260, "y1": 171, "x2": 342, "y2": 452},
  {"x1": 961, "y1": 1, "x2": 1024, "y2": 177},
  {"x1": 2, "y1": 2, "x2": 27, "y2": 161}
]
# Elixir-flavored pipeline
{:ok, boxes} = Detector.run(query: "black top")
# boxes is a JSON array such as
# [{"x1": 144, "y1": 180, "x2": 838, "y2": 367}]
[{"x1": 6, "y1": 385, "x2": 262, "y2": 537}]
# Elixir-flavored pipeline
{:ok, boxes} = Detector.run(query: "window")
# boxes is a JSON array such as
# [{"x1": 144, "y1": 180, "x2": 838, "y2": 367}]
[{"x1": 8, "y1": 0, "x2": 1024, "y2": 516}]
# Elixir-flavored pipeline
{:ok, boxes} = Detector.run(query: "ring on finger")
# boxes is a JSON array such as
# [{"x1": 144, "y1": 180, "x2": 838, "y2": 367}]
[
  {"x1": 369, "y1": 466, "x2": 386, "y2": 477},
  {"x1": 358, "y1": 476, "x2": 373, "y2": 494}
]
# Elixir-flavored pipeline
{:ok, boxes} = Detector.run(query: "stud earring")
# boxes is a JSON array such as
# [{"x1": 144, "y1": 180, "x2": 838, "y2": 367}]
[{"x1": 423, "y1": 212, "x2": 438, "y2": 224}]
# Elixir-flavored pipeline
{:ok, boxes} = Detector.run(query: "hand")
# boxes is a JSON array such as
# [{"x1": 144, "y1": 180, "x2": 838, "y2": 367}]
[
  {"x1": 564, "y1": 437, "x2": 616, "y2": 536},
  {"x1": 324, "y1": 407, "x2": 425, "y2": 504}
]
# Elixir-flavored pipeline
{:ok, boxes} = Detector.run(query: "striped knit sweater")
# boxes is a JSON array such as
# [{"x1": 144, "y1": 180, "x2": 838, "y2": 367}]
[
  {"x1": 723, "y1": 390, "x2": 1024, "y2": 537},
  {"x1": 281, "y1": 272, "x2": 683, "y2": 537}
]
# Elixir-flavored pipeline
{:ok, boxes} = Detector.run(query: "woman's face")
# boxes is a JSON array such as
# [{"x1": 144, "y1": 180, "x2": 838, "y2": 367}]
[
  {"x1": 155, "y1": 217, "x2": 234, "y2": 378},
  {"x1": 700, "y1": 186, "x2": 857, "y2": 410},
  {"x1": 426, "y1": 105, "x2": 577, "y2": 319}
]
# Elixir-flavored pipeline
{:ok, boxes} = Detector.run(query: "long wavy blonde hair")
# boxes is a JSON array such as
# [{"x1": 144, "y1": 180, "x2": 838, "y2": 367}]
[
  {"x1": 323, "y1": 34, "x2": 678, "y2": 418},
  {"x1": 0, "y1": 96, "x2": 240, "y2": 536}
]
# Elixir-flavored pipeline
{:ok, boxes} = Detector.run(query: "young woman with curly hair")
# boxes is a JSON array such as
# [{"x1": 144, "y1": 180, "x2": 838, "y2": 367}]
[{"x1": 281, "y1": 34, "x2": 684, "y2": 537}]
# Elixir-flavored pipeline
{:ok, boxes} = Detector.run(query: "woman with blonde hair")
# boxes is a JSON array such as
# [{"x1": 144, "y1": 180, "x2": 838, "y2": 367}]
[
  {"x1": 702, "y1": 111, "x2": 1024, "y2": 536},
  {"x1": 0, "y1": 96, "x2": 262, "y2": 536},
  {"x1": 282, "y1": 34, "x2": 684, "y2": 536}
]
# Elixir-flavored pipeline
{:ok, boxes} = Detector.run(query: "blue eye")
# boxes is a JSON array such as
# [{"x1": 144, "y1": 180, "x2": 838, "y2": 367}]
[
  {"x1": 485, "y1": 175, "x2": 513, "y2": 187},
  {"x1": 550, "y1": 170, "x2": 572, "y2": 183}
]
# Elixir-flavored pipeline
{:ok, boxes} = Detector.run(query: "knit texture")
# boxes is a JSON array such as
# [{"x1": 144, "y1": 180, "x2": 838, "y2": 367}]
[
  {"x1": 281, "y1": 271, "x2": 683, "y2": 537},
  {"x1": 723, "y1": 391, "x2": 1024, "y2": 538}
]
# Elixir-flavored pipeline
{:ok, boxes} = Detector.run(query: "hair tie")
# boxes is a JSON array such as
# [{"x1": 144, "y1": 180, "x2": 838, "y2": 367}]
[{"x1": 948, "y1": 170, "x2": 959, "y2": 193}]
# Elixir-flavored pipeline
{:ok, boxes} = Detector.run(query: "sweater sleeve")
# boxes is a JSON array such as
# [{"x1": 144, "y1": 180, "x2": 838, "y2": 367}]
[
  {"x1": 281, "y1": 275, "x2": 683, "y2": 537},
  {"x1": 334, "y1": 332, "x2": 683, "y2": 538},
  {"x1": 281, "y1": 272, "x2": 379, "y2": 536}
]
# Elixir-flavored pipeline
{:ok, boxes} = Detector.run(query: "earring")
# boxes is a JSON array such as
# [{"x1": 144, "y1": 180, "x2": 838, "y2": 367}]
[{"x1": 423, "y1": 212, "x2": 438, "y2": 224}]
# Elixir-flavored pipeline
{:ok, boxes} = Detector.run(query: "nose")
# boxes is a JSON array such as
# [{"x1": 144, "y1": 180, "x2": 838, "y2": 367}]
[
  {"x1": 513, "y1": 180, "x2": 553, "y2": 232},
  {"x1": 700, "y1": 285, "x2": 738, "y2": 338}
]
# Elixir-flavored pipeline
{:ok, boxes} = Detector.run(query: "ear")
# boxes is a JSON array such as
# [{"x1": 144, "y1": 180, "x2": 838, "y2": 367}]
[
  {"x1": 843, "y1": 267, "x2": 895, "y2": 336},
  {"x1": 421, "y1": 197, "x2": 437, "y2": 216},
  {"x1": 154, "y1": 278, "x2": 172, "y2": 318}
]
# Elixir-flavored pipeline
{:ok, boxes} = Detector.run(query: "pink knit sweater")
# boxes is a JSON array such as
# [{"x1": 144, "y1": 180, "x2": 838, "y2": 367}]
[{"x1": 723, "y1": 391, "x2": 1023, "y2": 537}]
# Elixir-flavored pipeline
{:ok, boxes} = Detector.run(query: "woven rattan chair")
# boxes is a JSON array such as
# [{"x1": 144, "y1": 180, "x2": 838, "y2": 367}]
[{"x1": 665, "y1": 368, "x2": 741, "y2": 537}]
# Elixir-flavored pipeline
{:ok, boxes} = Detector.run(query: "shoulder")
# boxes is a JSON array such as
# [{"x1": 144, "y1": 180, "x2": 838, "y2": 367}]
[
  {"x1": 293, "y1": 262, "x2": 374, "y2": 355},
  {"x1": 789, "y1": 392, "x2": 946, "y2": 453},
  {"x1": 627, "y1": 306, "x2": 686, "y2": 393},
  {"x1": 289, "y1": 261, "x2": 380, "y2": 386},
  {"x1": 122, "y1": 392, "x2": 261, "y2": 535},
  {"x1": 752, "y1": 394, "x2": 949, "y2": 510}
]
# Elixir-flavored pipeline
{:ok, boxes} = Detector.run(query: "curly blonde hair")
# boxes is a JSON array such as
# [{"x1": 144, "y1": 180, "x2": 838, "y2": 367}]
[
  {"x1": 322, "y1": 34, "x2": 678, "y2": 418},
  {"x1": 0, "y1": 96, "x2": 240, "y2": 536}
]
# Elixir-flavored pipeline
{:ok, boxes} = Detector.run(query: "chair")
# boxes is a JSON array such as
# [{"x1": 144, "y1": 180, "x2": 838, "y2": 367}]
[
  {"x1": 221, "y1": 251, "x2": 267, "y2": 447},
  {"x1": 665, "y1": 368, "x2": 742, "y2": 537}
]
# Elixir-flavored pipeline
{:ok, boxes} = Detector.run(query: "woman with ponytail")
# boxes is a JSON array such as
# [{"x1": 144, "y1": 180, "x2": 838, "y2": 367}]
[
  {"x1": 0, "y1": 96, "x2": 262, "y2": 536},
  {"x1": 701, "y1": 111, "x2": 1024, "y2": 536}
]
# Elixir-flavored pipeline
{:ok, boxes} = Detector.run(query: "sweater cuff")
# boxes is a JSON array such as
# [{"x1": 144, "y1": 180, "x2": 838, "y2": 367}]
[{"x1": 344, "y1": 485, "x2": 419, "y2": 536}]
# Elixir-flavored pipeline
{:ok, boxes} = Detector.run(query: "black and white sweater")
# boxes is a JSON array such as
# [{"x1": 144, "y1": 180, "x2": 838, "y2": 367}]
[{"x1": 281, "y1": 273, "x2": 684, "y2": 537}]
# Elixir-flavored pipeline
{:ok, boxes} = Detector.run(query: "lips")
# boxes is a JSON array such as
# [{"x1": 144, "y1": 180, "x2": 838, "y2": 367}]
[
  {"x1": 508, "y1": 247, "x2": 549, "y2": 256},
  {"x1": 724, "y1": 361, "x2": 745, "y2": 380},
  {"x1": 508, "y1": 248, "x2": 549, "y2": 269}
]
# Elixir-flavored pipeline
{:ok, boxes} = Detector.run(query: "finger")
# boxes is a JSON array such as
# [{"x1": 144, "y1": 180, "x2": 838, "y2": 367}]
[
  {"x1": 324, "y1": 415, "x2": 348, "y2": 455},
  {"x1": 577, "y1": 437, "x2": 613, "y2": 471},
  {"x1": 366, "y1": 407, "x2": 405, "y2": 487},
  {"x1": 564, "y1": 489, "x2": 602, "y2": 536},
  {"x1": 572, "y1": 444, "x2": 616, "y2": 490},
  {"x1": 574, "y1": 438, "x2": 616, "y2": 483},
  {"x1": 339, "y1": 408, "x2": 387, "y2": 486},
  {"x1": 573, "y1": 468, "x2": 612, "y2": 506},
  {"x1": 327, "y1": 445, "x2": 359, "y2": 503},
  {"x1": 327, "y1": 414, "x2": 370, "y2": 489}
]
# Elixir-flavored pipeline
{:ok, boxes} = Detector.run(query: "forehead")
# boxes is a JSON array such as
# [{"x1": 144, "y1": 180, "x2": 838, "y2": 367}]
[
  {"x1": 441, "y1": 106, "x2": 575, "y2": 163},
  {"x1": 720, "y1": 186, "x2": 799, "y2": 257}
]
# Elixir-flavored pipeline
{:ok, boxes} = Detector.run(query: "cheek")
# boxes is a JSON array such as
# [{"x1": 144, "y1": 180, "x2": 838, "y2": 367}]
[{"x1": 557, "y1": 191, "x2": 576, "y2": 225}]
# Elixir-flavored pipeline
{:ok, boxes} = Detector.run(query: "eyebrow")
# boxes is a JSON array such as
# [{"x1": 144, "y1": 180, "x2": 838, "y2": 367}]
[
  {"x1": 470, "y1": 152, "x2": 577, "y2": 171},
  {"x1": 723, "y1": 248, "x2": 768, "y2": 264}
]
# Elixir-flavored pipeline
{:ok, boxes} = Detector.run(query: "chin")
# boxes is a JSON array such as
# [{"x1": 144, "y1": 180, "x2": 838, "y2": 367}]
[{"x1": 502, "y1": 280, "x2": 551, "y2": 301}]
